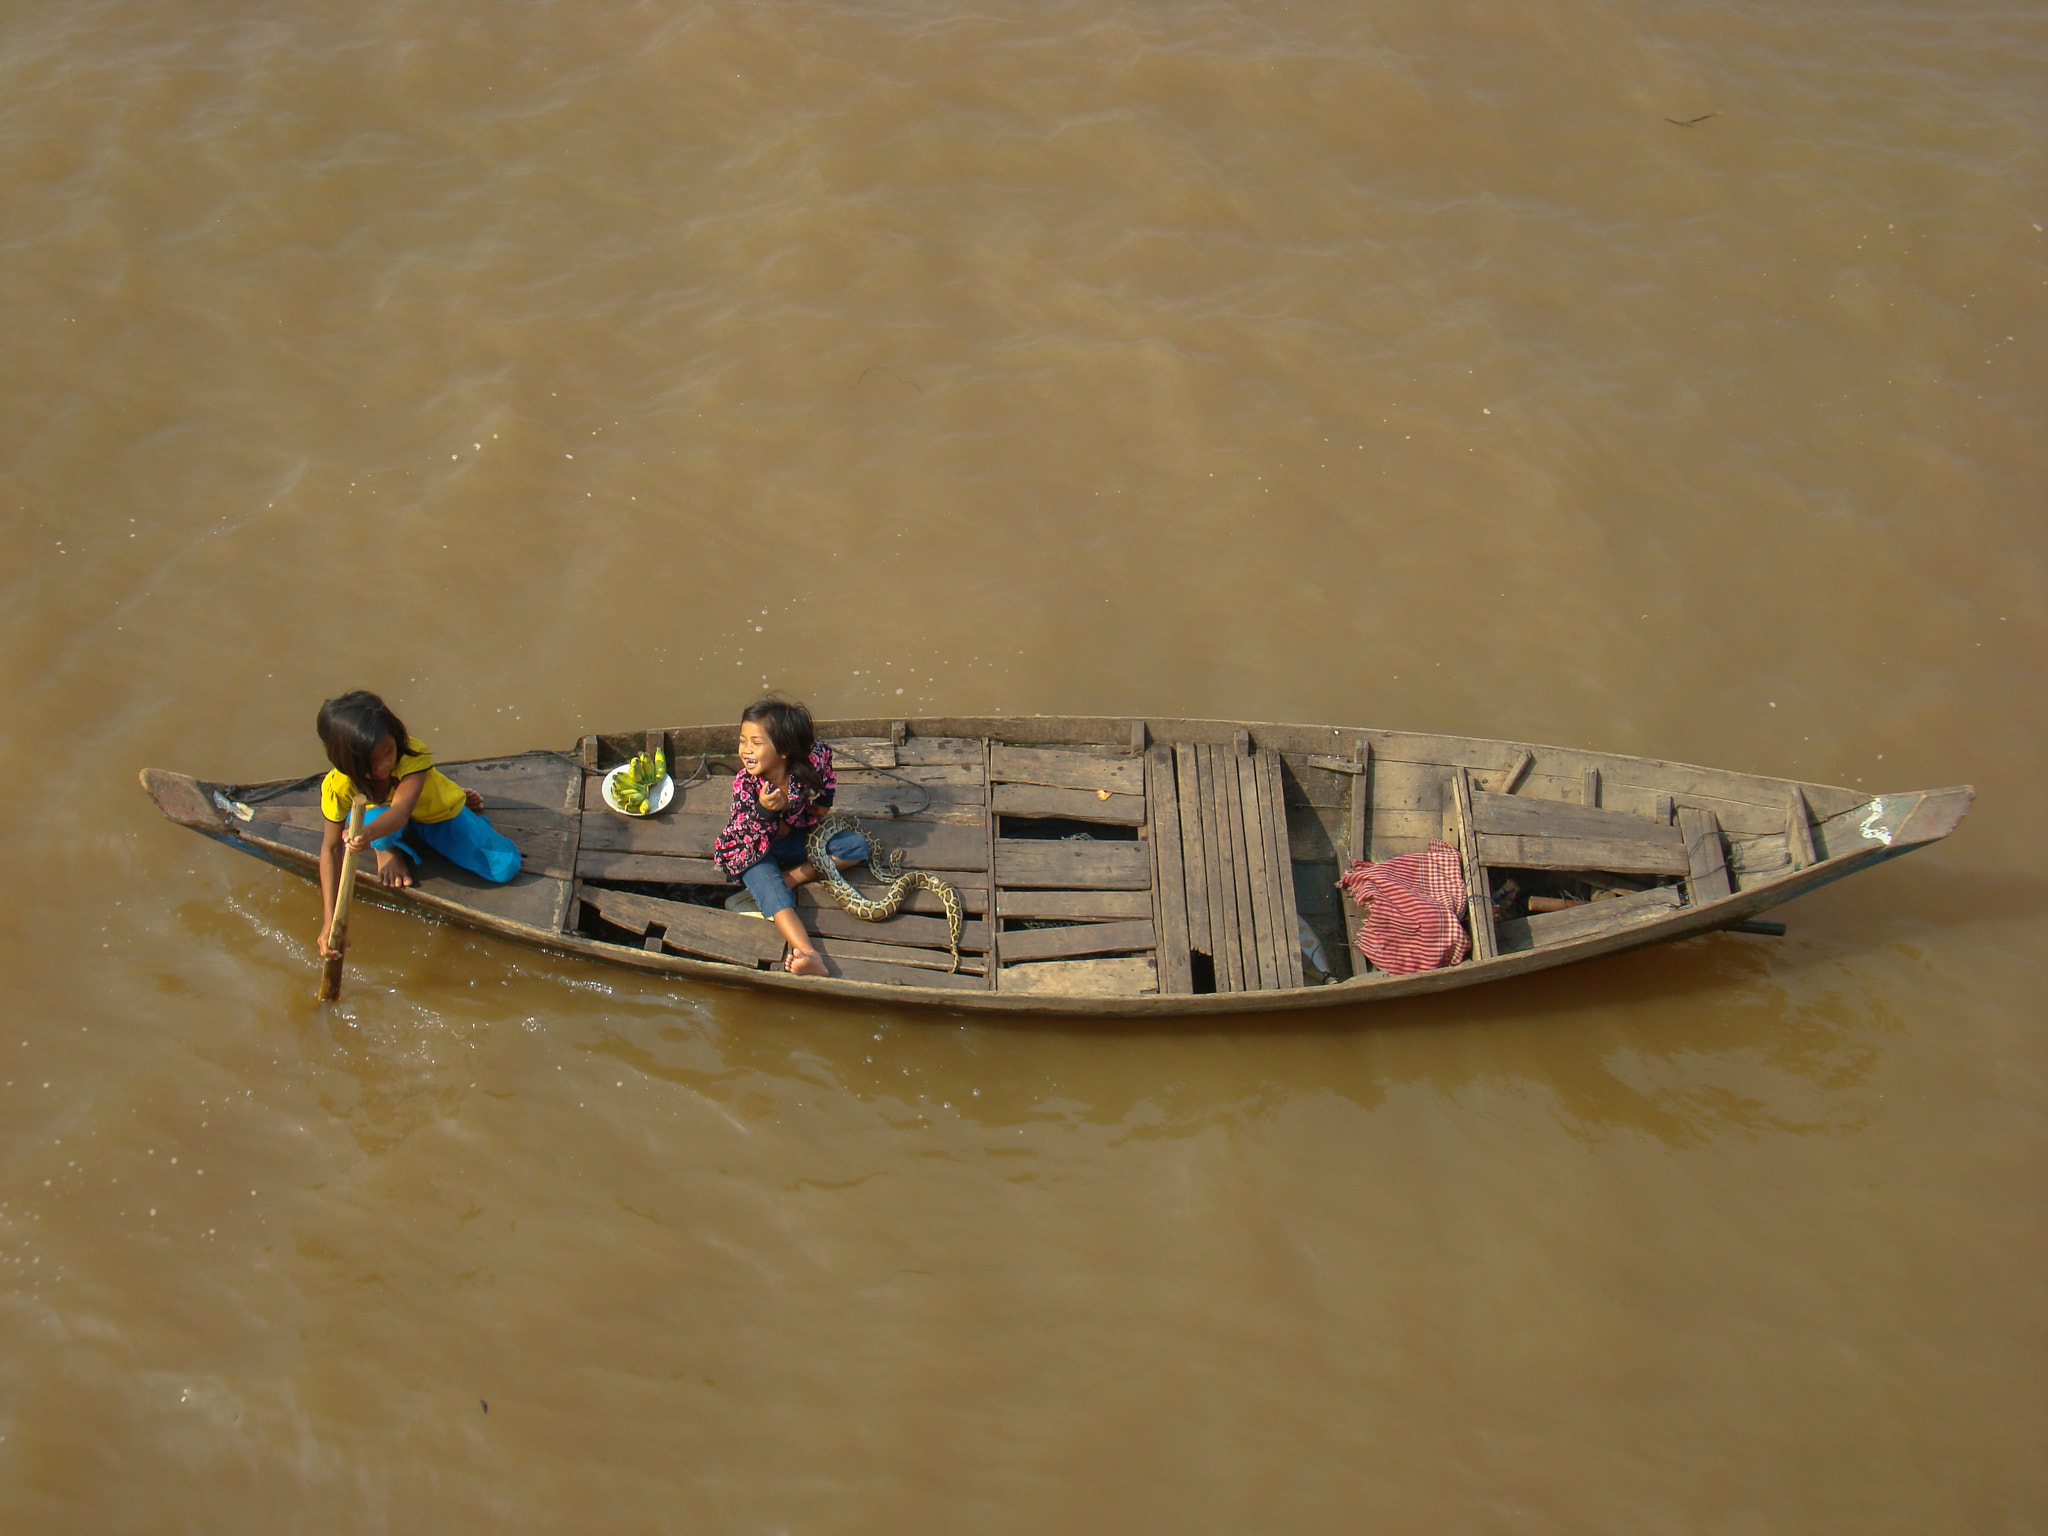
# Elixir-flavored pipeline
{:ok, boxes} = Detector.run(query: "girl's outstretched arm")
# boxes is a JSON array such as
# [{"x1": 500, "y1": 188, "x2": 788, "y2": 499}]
[{"x1": 318, "y1": 816, "x2": 347, "y2": 958}]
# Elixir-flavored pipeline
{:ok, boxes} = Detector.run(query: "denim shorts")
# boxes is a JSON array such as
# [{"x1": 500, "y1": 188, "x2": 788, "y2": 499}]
[{"x1": 739, "y1": 823, "x2": 870, "y2": 919}]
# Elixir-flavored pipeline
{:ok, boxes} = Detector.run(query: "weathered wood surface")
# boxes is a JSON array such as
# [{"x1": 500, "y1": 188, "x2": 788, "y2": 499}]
[
  {"x1": 1470, "y1": 790, "x2": 1683, "y2": 845},
  {"x1": 581, "y1": 888, "x2": 783, "y2": 966},
  {"x1": 576, "y1": 849, "x2": 727, "y2": 884},
  {"x1": 797, "y1": 880, "x2": 989, "y2": 916},
  {"x1": 1785, "y1": 785, "x2": 1817, "y2": 870},
  {"x1": 1442, "y1": 767, "x2": 1498, "y2": 964},
  {"x1": 1473, "y1": 834, "x2": 1693, "y2": 877},
  {"x1": 990, "y1": 745, "x2": 1144, "y2": 796},
  {"x1": 1145, "y1": 744, "x2": 1195, "y2": 994},
  {"x1": 998, "y1": 918, "x2": 1158, "y2": 965},
  {"x1": 1200, "y1": 745, "x2": 1246, "y2": 991},
  {"x1": 1174, "y1": 743, "x2": 1215, "y2": 958},
  {"x1": 809, "y1": 933, "x2": 984, "y2": 976},
  {"x1": 1679, "y1": 806, "x2": 1733, "y2": 904},
  {"x1": 1000, "y1": 955, "x2": 1158, "y2": 997},
  {"x1": 994, "y1": 838, "x2": 1152, "y2": 890},
  {"x1": 1495, "y1": 886, "x2": 1686, "y2": 954},
  {"x1": 991, "y1": 782, "x2": 1148, "y2": 825},
  {"x1": 815, "y1": 950, "x2": 988, "y2": 990},
  {"x1": 801, "y1": 904, "x2": 991, "y2": 953},
  {"x1": 1234, "y1": 749, "x2": 1282, "y2": 990},
  {"x1": 997, "y1": 888, "x2": 1151, "y2": 921},
  {"x1": 1260, "y1": 751, "x2": 1306, "y2": 989}
]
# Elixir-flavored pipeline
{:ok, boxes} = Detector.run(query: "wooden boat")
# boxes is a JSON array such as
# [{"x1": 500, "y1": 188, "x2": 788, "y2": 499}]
[{"x1": 139, "y1": 715, "x2": 1971, "y2": 1016}]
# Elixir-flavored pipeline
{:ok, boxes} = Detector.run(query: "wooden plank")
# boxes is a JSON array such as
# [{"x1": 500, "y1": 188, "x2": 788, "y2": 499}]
[
  {"x1": 1443, "y1": 768, "x2": 1497, "y2": 963},
  {"x1": 579, "y1": 811, "x2": 725, "y2": 856},
  {"x1": 576, "y1": 849, "x2": 728, "y2": 884},
  {"x1": 1472, "y1": 835, "x2": 1691, "y2": 876},
  {"x1": 1344, "y1": 741, "x2": 1372, "y2": 862},
  {"x1": 1233, "y1": 748, "x2": 1282, "y2": 990},
  {"x1": 1225, "y1": 748, "x2": 1265, "y2": 988},
  {"x1": 820, "y1": 737, "x2": 898, "y2": 769},
  {"x1": 982, "y1": 739, "x2": 1001, "y2": 991},
  {"x1": 1262, "y1": 751, "x2": 1306, "y2": 989},
  {"x1": 862, "y1": 820, "x2": 988, "y2": 872},
  {"x1": 1145, "y1": 745, "x2": 1195, "y2": 994},
  {"x1": 1174, "y1": 743, "x2": 1214, "y2": 958},
  {"x1": 993, "y1": 838, "x2": 1152, "y2": 890},
  {"x1": 817, "y1": 952, "x2": 989, "y2": 991},
  {"x1": 1470, "y1": 790, "x2": 1684, "y2": 845},
  {"x1": 1679, "y1": 806, "x2": 1732, "y2": 904},
  {"x1": 580, "y1": 888, "x2": 783, "y2": 965},
  {"x1": 989, "y1": 745, "x2": 1144, "y2": 796},
  {"x1": 1495, "y1": 886, "x2": 1685, "y2": 954},
  {"x1": 1653, "y1": 793, "x2": 1673, "y2": 824},
  {"x1": 1201, "y1": 745, "x2": 1247, "y2": 992},
  {"x1": 999, "y1": 919, "x2": 1158, "y2": 965},
  {"x1": 1128, "y1": 719, "x2": 1147, "y2": 755},
  {"x1": 991, "y1": 782, "x2": 1147, "y2": 825},
  {"x1": 1786, "y1": 786, "x2": 1816, "y2": 870},
  {"x1": 895, "y1": 736, "x2": 984, "y2": 766},
  {"x1": 1484, "y1": 748, "x2": 1534, "y2": 796},
  {"x1": 810, "y1": 933, "x2": 983, "y2": 976},
  {"x1": 802, "y1": 904, "x2": 990, "y2": 953},
  {"x1": 1000, "y1": 955, "x2": 1158, "y2": 997},
  {"x1": 1582, "y1": 767, "x2": 1601, "y2": 808},
  {"x1": 797, "y1": 880, "x2": 987, "y2": 916},
  {"x1": 998, "y1": 888, "x2": 1152, "y2": 921}
]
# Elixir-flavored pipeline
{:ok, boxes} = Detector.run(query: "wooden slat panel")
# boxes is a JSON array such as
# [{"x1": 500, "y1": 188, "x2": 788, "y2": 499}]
[
  {"x1": 802, "y1": 904, "x2": 989, "y2": 953},
  {"x1": 1225, "y1": 748, "x2": 1265, "y2": 989},
  {"x1": 894, "y1": 737, "x2": 985, "y2": 766},
  {"x1": 819, "y1": 953, "x2": 988, "y2": 990},
  {"x1": 1145, "y1": 745, "x2": 1195, "y2": 994},
  {"x1": 820, "y1": 738, "x2": 897, "y2": 769},
  {"x1": 1786, "y1": 786, "x2": 1816, "y2": 870},
  {"x1": 1679, "y1": 806, "x2": 1732, "y2": 904},
  {"x1": 1471, "y1": 791, "x2": 1683, "y2": 844},
  {"x1": 981, "y1": 739, "x2": 1002, "y2": 991},
  {"x1": 1443, "y1": 768, "x2": 1497, "y2": 964},
  {"x1": 797, "y1": 880, "x2": 987, "y2": 916},
  {"x1": 1200, "y1": 745, "x2": 1246, "y2": 992},
  {"x1": 991, "y1": 782, "x2": 1148, "y2": 825},
  {"x1": 580, "y1": 889, "x2": 783, "y2": 965},
  {"x1": 1473, "y1": 835, "x2": 1691, "y2": 876},
  {"x1": 579, "y1": 811, "x2": 724, "y2": 856},
  {"x1": 1234, "y1": 749, "x2": 1282, "y2": 990},
  {"x1": 1495, "y1": 886, "x2": 1685, "y2": 954},
  {"x1": 1261, "y1": 751, "x2": 1306, "y2": 989},
  {"x1": 577, "y1": 849, "x2": 728, "y2": 884},
  {"x1": 1174, "y1": 743, "x2": 1214, "y2": 957},
  {"x1": 998, "y1": 919, "x2": 1158, "y2": 964},
  {"x1": 997, "y1": 888, "x2": 1151, "y2": 921},
  {"x1": 1000, "y1": 956, "x2": 1158, "y2": 997},
  {"x1": 863, "y1": 820, "x2": 989, "y2": 872},
  {"x1": 810, "y1": 933, "x2": 983, "y2": 975},
  {"x1": 989, "y1": 745, "x2": 1144, "y2": 796},
  {"x1": 993, "y1": 839, "x2": 1152, "y2": 890}
]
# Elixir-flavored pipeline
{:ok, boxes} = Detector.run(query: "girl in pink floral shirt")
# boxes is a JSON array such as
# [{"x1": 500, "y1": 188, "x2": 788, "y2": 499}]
[{"x1": 713, "y1": 697, "x2": 868, "y2": 975}]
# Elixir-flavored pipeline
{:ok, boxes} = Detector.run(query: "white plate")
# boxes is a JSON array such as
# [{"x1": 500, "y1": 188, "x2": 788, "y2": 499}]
[{"x1": 601, "y1": 766, "x2": 674, "y2": 817}]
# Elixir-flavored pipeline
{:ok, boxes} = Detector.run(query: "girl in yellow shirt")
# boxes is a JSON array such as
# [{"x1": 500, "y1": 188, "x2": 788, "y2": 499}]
[{"x1": 315, "y1": 691, "x2": 520, "y2": 959}]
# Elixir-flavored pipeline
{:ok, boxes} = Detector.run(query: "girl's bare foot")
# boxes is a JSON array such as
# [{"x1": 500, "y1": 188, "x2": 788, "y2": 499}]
[
  {"x1": 785, "y1": 946, "x2": 827, "y2": 976},
  {"x1": 374, "y1": 847, "x2": 414, "y2": 887}
]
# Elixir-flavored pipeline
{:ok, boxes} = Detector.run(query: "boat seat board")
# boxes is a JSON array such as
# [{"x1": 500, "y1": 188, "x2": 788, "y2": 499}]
[
  {"x1": 582, "y1": 888, "x2": 785, "y2": 966},
  {"x1": 1001, "y1": 955, "x2": 1158, "y2": 997},
  {"x1": 1469, "y1": 789, "x2": 1683, "y2": 844},
  {"x1": 1679, "y1": 806, "x2": 1733, "y2": 904},
  {"x1": 993, "y1": 838, "x2": 1152, "y2": 889},
  {"x1": 991, "y1": 782, "x2": 1147, "y2": 824}
]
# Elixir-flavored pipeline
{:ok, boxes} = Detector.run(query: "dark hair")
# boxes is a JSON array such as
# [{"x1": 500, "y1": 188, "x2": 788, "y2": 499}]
[
  {"x1": 317, "y1": 690, "x2": 409, "y2": 799},
  {"x1": 741, "y1": 696, "x2": 825, "y2": 795}
]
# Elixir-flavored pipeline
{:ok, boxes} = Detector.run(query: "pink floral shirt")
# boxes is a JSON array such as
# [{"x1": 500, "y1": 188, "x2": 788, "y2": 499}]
[{"x1": 712, "y1": 742, "x2": 837, "y2": 877}]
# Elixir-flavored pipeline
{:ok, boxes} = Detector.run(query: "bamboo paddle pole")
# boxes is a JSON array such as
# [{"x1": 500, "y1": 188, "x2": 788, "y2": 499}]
[{"x1": 318, "y1": 796, "x2": 366, "y2": 1003}]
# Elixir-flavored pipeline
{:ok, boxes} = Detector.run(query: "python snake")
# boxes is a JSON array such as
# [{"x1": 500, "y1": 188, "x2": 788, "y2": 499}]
[{"x1": 806, "y1": 812, "x2": 965, "y2": 974}]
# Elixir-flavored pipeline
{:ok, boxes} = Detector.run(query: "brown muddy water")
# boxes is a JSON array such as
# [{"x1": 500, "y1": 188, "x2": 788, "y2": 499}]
[{"x1": 3, "y1": 3, "x2": 2044, "y2": 1531}]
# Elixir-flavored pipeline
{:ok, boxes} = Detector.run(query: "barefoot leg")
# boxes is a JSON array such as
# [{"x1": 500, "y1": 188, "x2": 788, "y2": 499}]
[
  {"x1": 770, "y1": 909, "x2": 826, "y2": 975},
  {"x1": 374, "y1": 846, "x2": 414, "y2": 888}
]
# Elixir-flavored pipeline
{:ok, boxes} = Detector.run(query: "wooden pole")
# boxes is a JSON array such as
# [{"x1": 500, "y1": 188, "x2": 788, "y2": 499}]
[{"x1": 318, "y1": 796, "x2": 366, "y2": 1002}]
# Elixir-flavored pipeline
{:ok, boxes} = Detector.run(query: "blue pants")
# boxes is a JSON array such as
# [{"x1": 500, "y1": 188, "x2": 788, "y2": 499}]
[
  {"x1": 364, "y1": 805, "x2": 521, "y2": 884},
  {"x1": 740, "y1": 824, "x2": 869, "y2": 919}
]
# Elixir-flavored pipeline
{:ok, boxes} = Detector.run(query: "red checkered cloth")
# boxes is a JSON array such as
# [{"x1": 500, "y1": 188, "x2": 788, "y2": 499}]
[{"x1": 1337, "y1": 840, "x2": 1471, "y2": 974}]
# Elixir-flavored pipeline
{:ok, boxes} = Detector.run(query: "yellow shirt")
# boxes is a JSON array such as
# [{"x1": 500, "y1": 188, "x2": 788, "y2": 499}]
[{"x1": 321, "y1": 737, "x2": 467, "y2": 825}]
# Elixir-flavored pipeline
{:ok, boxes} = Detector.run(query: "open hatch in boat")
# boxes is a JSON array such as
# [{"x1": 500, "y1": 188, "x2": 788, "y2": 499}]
[{"x1": 140, "y1": 714, "x2": 1971, "y2": 1016}]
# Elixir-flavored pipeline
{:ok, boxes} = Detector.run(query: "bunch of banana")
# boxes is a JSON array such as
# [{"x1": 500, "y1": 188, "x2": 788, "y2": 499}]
[{"x1": 610, "y1": 748, "x2": 667, "y2": 815}]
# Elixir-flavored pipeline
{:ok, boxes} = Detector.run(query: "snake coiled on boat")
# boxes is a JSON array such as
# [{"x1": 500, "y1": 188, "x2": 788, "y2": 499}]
[{"x1": 806, "y1": 812, "x2": 965, "y2": 974}]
